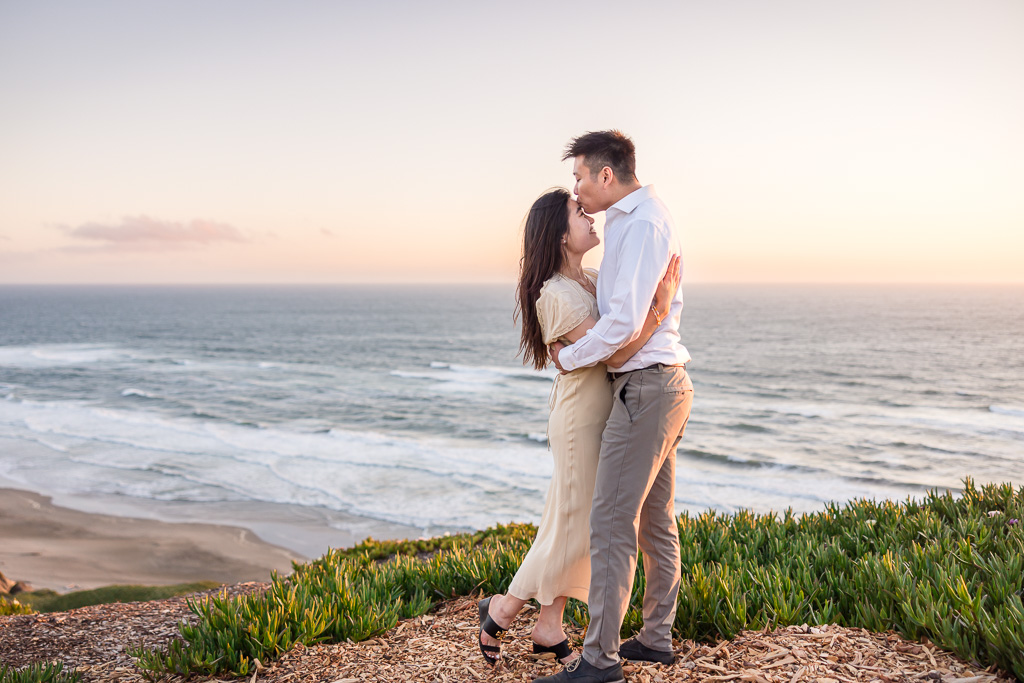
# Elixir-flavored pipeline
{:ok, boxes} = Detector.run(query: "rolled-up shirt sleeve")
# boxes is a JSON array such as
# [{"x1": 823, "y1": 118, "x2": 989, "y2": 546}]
[{"x1": 559, "y1": 221, "x2": 671, "y2": 371}]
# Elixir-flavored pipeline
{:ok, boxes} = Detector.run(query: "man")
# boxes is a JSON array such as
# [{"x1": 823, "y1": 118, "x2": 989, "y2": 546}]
[{"x1": 536, "y1": 130, "x2": 693, "y2": 683}]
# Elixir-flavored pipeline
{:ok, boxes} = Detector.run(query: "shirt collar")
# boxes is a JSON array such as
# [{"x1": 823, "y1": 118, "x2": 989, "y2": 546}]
[{"x1": 607, "y1": 184, "x2": 656, "y2": 216}]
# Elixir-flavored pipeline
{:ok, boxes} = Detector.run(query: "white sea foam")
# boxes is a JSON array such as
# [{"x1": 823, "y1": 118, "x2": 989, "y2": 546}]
[
  {"x1": 990, "y1": 405, "x2": 1024, "y2": 418},
  {"x1": 31, "y1": 437, "x2": 70, "y2": 453},
  {"x1": 121, "y1": 388, "x2": 157, "y2": 398},
  {"x1": 390, "y1": 370, "x2": 442, "y2": 381},
  {"x1": 0, "y1": 344, "x2": 128, "y2": 368},
  {"x1": 0, "y1": 397, "x2": 552, "y2": 529},
  {"x1": 420, "y1": 362, "x2": 556, "y2": 382},
  {"x1": 455, "y1": 364, "x2": 557, "y2": 382}
]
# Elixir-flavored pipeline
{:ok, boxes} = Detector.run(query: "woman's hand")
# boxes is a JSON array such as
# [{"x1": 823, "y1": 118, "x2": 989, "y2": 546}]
[{"x1": 653, "y1": 254, "x2": 681, "y2": 312}]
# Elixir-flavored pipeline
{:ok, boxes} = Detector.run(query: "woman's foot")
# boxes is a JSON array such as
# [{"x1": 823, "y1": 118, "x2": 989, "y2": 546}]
[
  {"x1": 532, "y1": 637, "x2": 578, "y2": 664},
  {"x1": 531, "y1": 598, "x2": 577, "y2": 664},
  {"x1": 478, "y1": 595, "x2": 511, "y2": 664},
  {"x1": 531, "y1": 620, "x2": 578, "y2": 664}
]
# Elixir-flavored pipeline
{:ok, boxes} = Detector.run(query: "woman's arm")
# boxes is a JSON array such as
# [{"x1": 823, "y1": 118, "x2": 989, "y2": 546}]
[
  {"x1": 605, "y1": 254, "x2": 680, "y2": 369},
  {"x1": 560, "y1": 315, "x2": 597, "y2": 343}
]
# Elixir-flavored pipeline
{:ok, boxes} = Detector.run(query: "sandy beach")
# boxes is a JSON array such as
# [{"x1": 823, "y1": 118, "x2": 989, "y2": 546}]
[{"x1": 0, "y1": 488, "x2": 303, "y2": 592}]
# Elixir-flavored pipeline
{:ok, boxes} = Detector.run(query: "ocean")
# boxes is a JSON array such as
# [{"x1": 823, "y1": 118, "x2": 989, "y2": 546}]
[{"x1": 1, "y1": 284, "x2": 1021, "y2": 556}]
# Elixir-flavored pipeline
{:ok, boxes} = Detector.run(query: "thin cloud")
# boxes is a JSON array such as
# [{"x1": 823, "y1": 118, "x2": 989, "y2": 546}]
[
  {"x1": 62, "y1": 216, "x2": 248, "y2": 251},
  {"x1": 0, "y1": 250, "x2": 38, "y2": 265},
  {"x1": 321, "y1": 228, "x2": 335, "y2": 237}
]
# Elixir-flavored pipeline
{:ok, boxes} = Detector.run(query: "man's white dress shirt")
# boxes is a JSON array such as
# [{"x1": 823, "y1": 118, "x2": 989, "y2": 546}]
[{"x1": 559, "y1": 185, "x2": 691, "y2": 373}]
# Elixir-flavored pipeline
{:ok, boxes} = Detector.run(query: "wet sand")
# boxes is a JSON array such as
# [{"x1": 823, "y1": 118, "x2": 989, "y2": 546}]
[{"x1": 0, "y1": 488, "x2": 303, "y2": 592}]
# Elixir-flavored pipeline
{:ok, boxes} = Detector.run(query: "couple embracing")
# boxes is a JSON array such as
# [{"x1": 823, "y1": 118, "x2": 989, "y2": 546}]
[{"x1": 478, "y1": 130, "x2": 694, "y2": 683}]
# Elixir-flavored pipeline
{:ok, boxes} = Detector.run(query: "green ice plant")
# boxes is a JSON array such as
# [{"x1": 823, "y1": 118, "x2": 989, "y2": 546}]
[
  {"x1": 0, "y1": 596, "x2": 33, "y2": 616},
  {"x1": 668, "y1": 478, "x2": 1024, "y2": 676},
  {"x1": 135, "y1": 479, "x2": 1024, "y2": 680},
  {"x1": 0, "y1": 662, "x2": 81, "y2": 683},
  {"x1": 133, "y1": 523, "x2": 537, "y2": 677}
]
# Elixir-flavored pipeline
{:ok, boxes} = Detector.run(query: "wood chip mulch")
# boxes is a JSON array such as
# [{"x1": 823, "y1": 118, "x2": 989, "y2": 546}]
[
  {"x1": 0, "y1": 585, "x2": 1016, "y2": 683},
  {"x1": 0, "y1": 582, "x2": 267, "y2": 680}
]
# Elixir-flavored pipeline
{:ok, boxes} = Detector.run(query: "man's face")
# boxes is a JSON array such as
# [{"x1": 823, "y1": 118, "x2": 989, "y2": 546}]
[{"x1": 572, "y1": 156, "x2": 605, "y2": 214}]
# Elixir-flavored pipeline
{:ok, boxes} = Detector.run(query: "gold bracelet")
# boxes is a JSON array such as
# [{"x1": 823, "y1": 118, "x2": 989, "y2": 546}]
[{"x1": 650, "y1": 304, "x2": 663, "y2": 326}]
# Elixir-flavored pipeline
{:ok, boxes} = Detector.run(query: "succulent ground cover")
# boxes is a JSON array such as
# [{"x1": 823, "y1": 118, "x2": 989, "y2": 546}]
[
  {"x1": 128, "y1": 479, "x2": 1021, "y2": 679},
  {"x1": 0, "y1": 598, "x2": 32, "y2": 617},
  {"x1": 0, "y1": 662, "x2": 80, "y2": 683}
]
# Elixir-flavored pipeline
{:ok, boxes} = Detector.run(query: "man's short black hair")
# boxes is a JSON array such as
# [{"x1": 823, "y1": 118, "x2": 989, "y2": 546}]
[{"x1": 562, "y1": 130, "x2": 637, "y2": 183}]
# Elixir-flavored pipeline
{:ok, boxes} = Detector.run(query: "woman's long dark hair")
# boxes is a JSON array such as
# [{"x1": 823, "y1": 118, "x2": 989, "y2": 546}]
[{"x1": 515, "y1": 188, "x2": 570, "y2": 370}]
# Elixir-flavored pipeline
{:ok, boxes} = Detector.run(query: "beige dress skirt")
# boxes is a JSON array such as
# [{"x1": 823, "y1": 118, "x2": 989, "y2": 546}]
[{"x1": 507, "y1": 270, "x2": 613, "y2": 605}]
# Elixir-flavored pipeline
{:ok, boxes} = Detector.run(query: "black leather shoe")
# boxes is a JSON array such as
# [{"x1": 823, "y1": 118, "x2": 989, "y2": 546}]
[
  {"x1": 532, "y1": 656, "x2": 625, "y2": 682},
  {"x1": 618, "y1": 637, "x2": 675, "y2": 665}
]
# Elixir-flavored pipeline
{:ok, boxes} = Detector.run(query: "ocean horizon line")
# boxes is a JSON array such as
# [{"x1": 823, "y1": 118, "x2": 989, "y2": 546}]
[{"x1": 1, "y1": 281, "x2": 1023, "y2": 288}]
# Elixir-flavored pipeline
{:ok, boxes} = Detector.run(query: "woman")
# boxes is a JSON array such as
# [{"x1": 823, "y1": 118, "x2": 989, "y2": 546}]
[{"x1": 478, "y1": 188, "x2": 679, "y2": 664}]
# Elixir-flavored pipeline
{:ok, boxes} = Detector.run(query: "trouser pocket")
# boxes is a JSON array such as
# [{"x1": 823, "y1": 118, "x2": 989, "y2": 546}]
[
  {"x1": 616, "y1": 373, "x2": 642, "y2": 423},
  {"x1": 662, "y1": 368, "x2": 692, "y2": 394}
]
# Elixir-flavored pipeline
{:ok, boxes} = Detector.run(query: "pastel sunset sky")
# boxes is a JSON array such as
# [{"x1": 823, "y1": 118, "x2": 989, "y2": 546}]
[{"x1": 1, "y1": 1, "x2": 1021, "y2": 284}]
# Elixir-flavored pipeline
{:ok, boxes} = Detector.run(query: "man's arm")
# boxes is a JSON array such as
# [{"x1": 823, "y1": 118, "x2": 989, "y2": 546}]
[
  {"x1": 556, "y1": 221, "x2": 673, "y2": 372},
  {"x1": 606, "y1": 253, "x2": 679, "y2": 368},
  {"x1": 551, "y1": 254, "x2": 680, "y2": 372}
]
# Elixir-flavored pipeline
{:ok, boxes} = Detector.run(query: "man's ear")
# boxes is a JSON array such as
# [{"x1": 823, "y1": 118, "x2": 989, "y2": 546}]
[{"x1": 601, "y1": 166, "x2": 614, "y2": 187}]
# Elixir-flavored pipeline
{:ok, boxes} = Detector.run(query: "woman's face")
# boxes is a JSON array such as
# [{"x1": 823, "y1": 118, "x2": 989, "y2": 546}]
[{"x1": 563, "y1": 199, "x2": 598, "y2": 256}]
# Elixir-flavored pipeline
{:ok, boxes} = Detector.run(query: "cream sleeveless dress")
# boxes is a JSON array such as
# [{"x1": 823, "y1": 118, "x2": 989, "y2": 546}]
[{"x1": 507, "y1": 268, "x2": 614, "y2": 605}]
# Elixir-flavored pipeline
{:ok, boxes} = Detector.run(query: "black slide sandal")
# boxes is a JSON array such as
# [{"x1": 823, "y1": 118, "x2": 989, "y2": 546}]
[
  {"x1": 533, "y1": 637, "x2": 574, "y2": 663},
  {"x1": 477, "y1": 597, "x2": 507, "y2": 664}
]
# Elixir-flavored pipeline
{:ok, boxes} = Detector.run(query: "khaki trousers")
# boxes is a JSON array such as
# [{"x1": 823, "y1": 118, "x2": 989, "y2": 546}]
[{"x1": 583, "y1": 364, "x2": 693, "y2": 669}]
